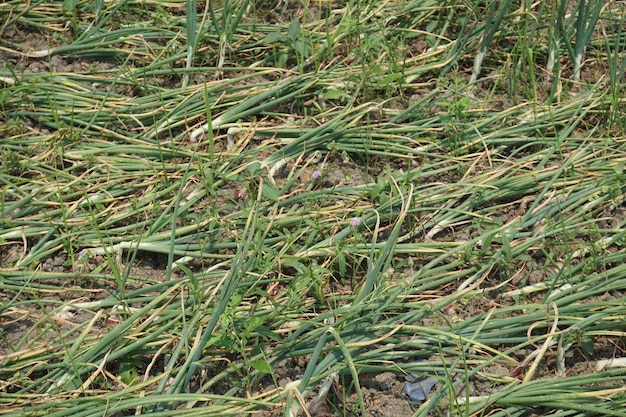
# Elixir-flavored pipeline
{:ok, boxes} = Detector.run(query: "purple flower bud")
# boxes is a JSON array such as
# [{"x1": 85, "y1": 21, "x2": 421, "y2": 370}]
[
  {"x1": 312, "y1": 170, "x2": 321, "y2": 179},
  {"x1": 350, "y1": 217, "x2": 361, "y2": 227}
]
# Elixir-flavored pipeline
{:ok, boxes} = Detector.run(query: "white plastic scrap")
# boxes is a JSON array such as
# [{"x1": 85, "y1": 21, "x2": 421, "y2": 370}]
[{"x1": 596, "y1": 357, "x2": 626, "y2": 371}]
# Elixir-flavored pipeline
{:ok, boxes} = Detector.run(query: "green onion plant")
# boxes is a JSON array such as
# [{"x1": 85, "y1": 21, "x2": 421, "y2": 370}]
[{"x1": 2, "y1": 1, "x2": 626, "y2": 416}]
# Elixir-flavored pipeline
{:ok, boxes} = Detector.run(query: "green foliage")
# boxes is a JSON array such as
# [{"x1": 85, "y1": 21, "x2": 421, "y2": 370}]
[
  {"x1": 1, "y1": 150, "x2": 22, "y2": 175},
  {"x1": 2, "y1": 1, "x2": 626, "y2": 416}
]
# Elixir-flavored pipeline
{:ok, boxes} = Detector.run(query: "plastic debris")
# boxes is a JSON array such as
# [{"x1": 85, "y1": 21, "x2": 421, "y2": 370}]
[{"x1": 403, "y1": 374, "x2": 439, "y2": 402}]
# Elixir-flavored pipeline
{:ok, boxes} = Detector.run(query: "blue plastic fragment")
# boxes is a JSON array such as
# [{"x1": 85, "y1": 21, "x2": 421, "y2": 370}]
[{"x1": 403, "y1": 375, "x2": 439, "y2": 402}]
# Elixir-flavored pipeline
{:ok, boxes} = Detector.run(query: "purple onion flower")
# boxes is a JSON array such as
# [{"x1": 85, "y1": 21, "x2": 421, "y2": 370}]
[
  {"x1": 350, "y1": 217, "x2": 361, "y2": 228},
  {"x1": 312, "y1": 170, "x2": 321, "y2": 180}
]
